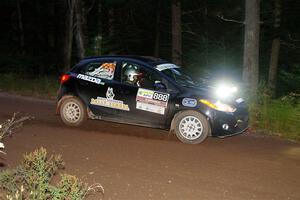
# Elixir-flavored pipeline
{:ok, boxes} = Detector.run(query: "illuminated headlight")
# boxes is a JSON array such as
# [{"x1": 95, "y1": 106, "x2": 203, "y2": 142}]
[
  {"x1": 200, "y1": 99, "x2": 236, "y2": 113},
  {"x1": 215, "y1": 84, "x2": 238, "y2": 99}
]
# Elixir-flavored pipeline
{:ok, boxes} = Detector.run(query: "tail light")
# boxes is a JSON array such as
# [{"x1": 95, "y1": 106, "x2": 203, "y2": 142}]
[{"x1": 60, "y1": 74, "x2": 70, "y2": 84}]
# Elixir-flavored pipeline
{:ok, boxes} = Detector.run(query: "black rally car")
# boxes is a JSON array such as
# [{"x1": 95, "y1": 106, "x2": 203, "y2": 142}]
[{"x1": 56, "y1": 55, "x2": 248, "y2": 144}]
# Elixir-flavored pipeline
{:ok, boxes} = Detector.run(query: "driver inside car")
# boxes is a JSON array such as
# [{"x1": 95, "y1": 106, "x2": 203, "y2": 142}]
[{"x1": 123, "y1": 65, "x2": 153, "y2": 88}]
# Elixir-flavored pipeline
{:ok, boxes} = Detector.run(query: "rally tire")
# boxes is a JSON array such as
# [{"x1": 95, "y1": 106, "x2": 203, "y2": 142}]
[
  {"x1": 173, "y1": 110, "x2": 210, "y2": 144},
  {"x1": 60, "y1": 96, "x2": 87, "y2": 127}
]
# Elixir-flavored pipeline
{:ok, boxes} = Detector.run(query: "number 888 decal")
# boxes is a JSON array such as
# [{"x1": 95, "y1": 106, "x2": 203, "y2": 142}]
[{"x1": 153, "y1": 92, "x2": 169, "y2": 102}]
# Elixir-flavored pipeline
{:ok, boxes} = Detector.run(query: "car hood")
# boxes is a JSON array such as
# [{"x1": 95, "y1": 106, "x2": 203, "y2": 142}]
[
  {"x1": 181, "y1": 84, "x2": 215, "y2": 99},
  {"x1": 181, "y1": 84, "x2": 242, "y2": 105}
]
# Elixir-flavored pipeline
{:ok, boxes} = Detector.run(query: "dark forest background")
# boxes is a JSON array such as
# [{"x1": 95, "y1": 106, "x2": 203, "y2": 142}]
[{"x1": 0, "y1": 0, "x2": 299, "y2": 96}]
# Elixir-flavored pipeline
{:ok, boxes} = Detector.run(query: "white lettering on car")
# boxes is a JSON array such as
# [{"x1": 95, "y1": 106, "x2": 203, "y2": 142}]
[
  {"x1": 76, "y1": 74, "x2": 104, "y2": 85},
  {"x1": 155, "y1": 63, "x2": 179, "y2": 71}
]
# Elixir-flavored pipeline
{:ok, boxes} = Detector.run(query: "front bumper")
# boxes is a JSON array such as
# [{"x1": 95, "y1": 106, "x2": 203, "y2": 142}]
[{"x1": 210, "y1": 108, "x2": 249, "y2": 137}]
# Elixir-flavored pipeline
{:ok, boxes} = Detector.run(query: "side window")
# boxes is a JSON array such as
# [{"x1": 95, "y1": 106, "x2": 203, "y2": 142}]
[
  {"x1": 81, "y1": 62, "x2": 117, "y2": 80},
  {"x1": 121, "y1": 62, "x2": 162, "y2": 90}
]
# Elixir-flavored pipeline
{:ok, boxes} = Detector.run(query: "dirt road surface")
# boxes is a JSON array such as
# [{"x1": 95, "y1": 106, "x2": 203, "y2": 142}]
[{"x1": 0, "y1": 92, "x2": 299, "y2": 200}]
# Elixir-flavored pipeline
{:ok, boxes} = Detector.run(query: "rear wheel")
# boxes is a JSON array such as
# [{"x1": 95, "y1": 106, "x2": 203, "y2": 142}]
[
  {"x1": 60, "y1": 96, "x2": 87, "y2": 126},
  {"x1": 173, "y1": 111, "x2": 210, "y2": 144}
]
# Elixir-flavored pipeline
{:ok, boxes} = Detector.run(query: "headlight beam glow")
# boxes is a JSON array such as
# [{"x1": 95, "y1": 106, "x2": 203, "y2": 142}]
[{"x1": 215, "y1": 84, "x2": 238, "y2": 99}]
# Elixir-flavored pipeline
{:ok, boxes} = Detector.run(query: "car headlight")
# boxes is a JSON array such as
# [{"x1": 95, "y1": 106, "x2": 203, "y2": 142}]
[
  {"x1": 215, "y1": 84, "x2": 238, "y2": 99},
  {"x1": 200, "y1": 99, "x2": 236, "y2": 113}
]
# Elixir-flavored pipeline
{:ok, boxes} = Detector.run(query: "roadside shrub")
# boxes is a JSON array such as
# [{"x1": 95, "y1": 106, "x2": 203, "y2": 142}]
[
  {"x1": 0, "y1": 115, "x2": 103, "y2": 199},
  {"x1": 50, "y1": 174, "x2": 86, "y2": 200},
  {"x1": 0, "y1": 148, "x2": 103, "y2": 200}
]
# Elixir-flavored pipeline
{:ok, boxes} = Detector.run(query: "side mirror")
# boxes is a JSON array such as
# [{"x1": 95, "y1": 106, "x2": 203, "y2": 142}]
[{"x1": 154, "y1": 81, "x2": 166, "y2": 91}]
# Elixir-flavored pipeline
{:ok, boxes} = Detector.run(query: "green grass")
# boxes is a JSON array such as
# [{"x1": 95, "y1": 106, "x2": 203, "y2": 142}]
[
  {"x1": 250, "y1": 98, "x2": 300, "y2": 141},
  {"x1": 0, "y1": 73, "x2": 59, "y2": 99}
]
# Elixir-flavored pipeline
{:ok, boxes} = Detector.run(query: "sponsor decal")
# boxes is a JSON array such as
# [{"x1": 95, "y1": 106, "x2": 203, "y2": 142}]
[
  {"x1": 137, "y1": 89, "x2": 153, "y2": 99},
  {"x1": 106, "y1": 87, "x2": 115, "y2": 100},
  {"x1": 155, "y1": 63, "x2": 179, "y2": 71},
  {"x1": 136, "y1": 102, "x2": 165, "y2": 115},
  {"x1": 182, "y1": 98, "x2": 197, "y2": 107},
  {"x1": 136, "y1": 88, "x2": 169, "y2": 107},
  {"x1": 90, "y1": 87, "x2": 129, "y2": 111},
  {"x1": 76, "y1": 73, "x2": 104, "y2": 85},
  {"x1": 136, "y1": 88, "x2": 169, "y2": 115},
  {"x1": 86, "y1": 62, "x2": 116, "y2": 80}
]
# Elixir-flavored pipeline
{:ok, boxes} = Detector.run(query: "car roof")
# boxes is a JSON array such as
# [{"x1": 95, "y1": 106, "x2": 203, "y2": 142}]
[{"x1": 82, "y1": 55, "x2": 169, "y2": 67}]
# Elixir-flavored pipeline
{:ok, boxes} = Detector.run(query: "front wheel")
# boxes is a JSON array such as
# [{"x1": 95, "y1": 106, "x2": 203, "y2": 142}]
[
  {"x1": 173, "y1": 111, "x2": 210, "y2": 144},
  {"x1": 60, "y1": 96, "x2": 87, "y2": 126}
]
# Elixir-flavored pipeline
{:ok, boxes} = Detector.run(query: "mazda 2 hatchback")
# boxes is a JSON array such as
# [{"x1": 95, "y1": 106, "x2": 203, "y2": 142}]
[{"x1": 56, "y1": 55, "x2": 248, "y2": 144}]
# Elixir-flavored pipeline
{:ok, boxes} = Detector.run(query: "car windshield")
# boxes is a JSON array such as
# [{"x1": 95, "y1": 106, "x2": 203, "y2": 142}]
[{"x1": 155, "y1": 64, "x2": 197, "y2": 87}]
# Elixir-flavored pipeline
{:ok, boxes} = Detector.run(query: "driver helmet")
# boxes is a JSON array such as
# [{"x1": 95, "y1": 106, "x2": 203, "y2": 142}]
[{"x1": 124, "y1": 66, "x2": 143, "y2": 83}]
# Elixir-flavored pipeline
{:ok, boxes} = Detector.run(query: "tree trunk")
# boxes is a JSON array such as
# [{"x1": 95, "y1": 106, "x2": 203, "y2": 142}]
[
  {"x1": 63, "y1": 0, "x2": 75, "y2": 71},
  {"x1": 108, "y1": 8, "x2": 114, "y2": 38},
  {"x1": 268, "y1": 38, "x2": 280, "y2": 95},
  {"x1": 171, "y1": 0, "x2": 182, "y2": 66},
  {"x1": 16, "y1": 0, "x2": 24, "y2": 54},
  {"x1": 74, "y1": 0, "x2": 85, "y2": 59},
  {"x1": 107, "y1": 8, "x2": 115, "y2": 54},
  {"x1": 48, "y1": 1, "x2": 56, "y2": 48},
  {"x1": 242, "y1": 0, "x2": 261, "y2": 94},
  {"x1": 154, "y1": 0, "x2": 161, "y2": 57},
  {"x1": 268, "y1": 0, "x2": 281, "y2": 96},
  {"x1": 94, "y1": 1, "x2": 103, "y2": 55},
  {"x1": 35, "y1": 0, "x2": 44, "y2": 48}
]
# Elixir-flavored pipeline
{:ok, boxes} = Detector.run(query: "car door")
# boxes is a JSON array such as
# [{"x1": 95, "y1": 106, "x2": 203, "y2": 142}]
[
  {"x1": 114, "y1": 61, "x2": 176, "y2": 128},
  {"x1": 74, "y1": 59, "x2": 123, "y2": 118}
]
